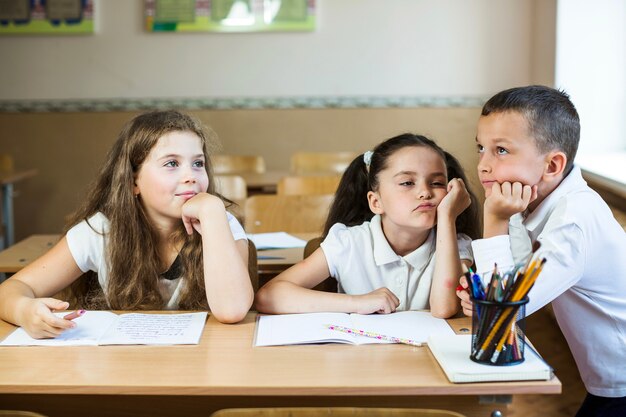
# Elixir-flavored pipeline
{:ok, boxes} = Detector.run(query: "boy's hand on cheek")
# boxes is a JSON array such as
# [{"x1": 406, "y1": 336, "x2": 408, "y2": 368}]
[{"x1": 483, "y1": 182, "x2": 535, "y2": 237}]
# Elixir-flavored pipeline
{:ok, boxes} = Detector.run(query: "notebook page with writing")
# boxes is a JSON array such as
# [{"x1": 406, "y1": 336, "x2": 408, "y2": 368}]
[
  {"x1": 428, "y1": 334, "x2": 553, "y2": 383},
  {"x1": 98, "y1": 312, "x2": 207, "y2": 345},
  {"x1": 349, "y1": 311, "x2": 455, "y2": 345},
  {"x1": 0, "y1": 311, "x2": 117, "y2": 346},
  {"x1": 255, "y1": 313, "x2": 356, "y2": 346}
]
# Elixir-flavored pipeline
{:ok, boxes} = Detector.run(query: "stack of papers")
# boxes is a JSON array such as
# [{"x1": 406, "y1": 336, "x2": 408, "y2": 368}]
[
  {"x1": 427, "y1": 334, "x2": 553, "y2": 383},
  {"x1": 247, "y1": 232, "x2": 307, "y2": 250}
]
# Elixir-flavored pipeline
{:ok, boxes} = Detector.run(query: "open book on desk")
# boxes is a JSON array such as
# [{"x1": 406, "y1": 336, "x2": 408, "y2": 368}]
[
  {"x1": 255, "y1": 311, "x2": 455, "y2": 347},
  {"x1": 0, "y1": 311, "x2": 207, "y2": 347},
  {"x1": 428, "y1": 334, "x2": 553, "y2": 383}
]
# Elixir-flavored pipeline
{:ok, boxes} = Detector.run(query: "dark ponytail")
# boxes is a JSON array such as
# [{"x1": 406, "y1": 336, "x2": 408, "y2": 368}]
[{"x1": 322, "y1": 155, "x2": 372, "y2": 236}]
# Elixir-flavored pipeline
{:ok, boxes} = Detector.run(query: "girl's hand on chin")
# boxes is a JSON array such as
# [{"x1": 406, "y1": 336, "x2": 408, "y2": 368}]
[{"x1": 181, "y1": 193, "x2": 225, "y2": 235}]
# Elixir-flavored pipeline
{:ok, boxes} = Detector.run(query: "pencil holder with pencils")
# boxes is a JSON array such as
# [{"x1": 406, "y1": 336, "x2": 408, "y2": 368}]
[
  {"x1": 464, "y1": 253, "x2": 546, "y2": 366},
  {"x1": 470, "y1": 297, "x2": 528, "y2": 365}
]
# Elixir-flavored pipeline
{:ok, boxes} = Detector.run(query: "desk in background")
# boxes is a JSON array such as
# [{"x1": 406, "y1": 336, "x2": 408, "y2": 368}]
[
  {"x1": 0, "y1": 312, "x2": 560, "y2": 417},
  {"x1": 0, "y1": 234, "x2": 58, "y2": 273},
  {"x1": 0, "y1": 168, "x2": 37, "y2": 250},
  {"x1": 239, "y1": 171, "x2": 289, "y2": 194}
]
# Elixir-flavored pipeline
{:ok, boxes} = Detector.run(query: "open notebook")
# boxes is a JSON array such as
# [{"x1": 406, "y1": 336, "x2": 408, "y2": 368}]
[
  {"x1": 0, "y1": 311, "x2": 208, "y2": 346},
  {"x1": 428, "y1": 334, "x2": 553, "y2": 383},
  {"x1": 255, "y1": 311, "x2": 455, "y2": 347}
]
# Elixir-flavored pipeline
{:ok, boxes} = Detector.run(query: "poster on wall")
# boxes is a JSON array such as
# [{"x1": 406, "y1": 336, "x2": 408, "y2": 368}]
[
  {"x1": 145, "y1": 0, "x2": 315, "y2": 33},
  {"x1": 0, "y1": 0, "x2": 94, "y2": 35}
]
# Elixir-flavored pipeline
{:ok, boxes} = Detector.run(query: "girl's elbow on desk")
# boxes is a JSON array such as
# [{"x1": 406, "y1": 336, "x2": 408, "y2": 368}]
[
  {"x1": 254, "y1": 286, "x2": 278, "y2": 314},
  {"x1": 211, "y1": 304, "x2": 250, "y2": 324}
]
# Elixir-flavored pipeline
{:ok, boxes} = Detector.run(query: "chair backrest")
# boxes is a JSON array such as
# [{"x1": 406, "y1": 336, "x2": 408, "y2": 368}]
[
  {"x1": 210, "y1": 407, "x2": 467, "y2": 417},
  {"x1": 212, "y1": 155, "x2": 266, "y2": 174},
  {"x1": 214, "y1": 175, "x2": 247, "y2": 222},
  {"x1": 277, "y1": 175, "x2": 342, "y2": 196},
  {"x1": 304, "y1": 237, "x2": 337, "y2": 293},
  {"x1": 290, "y1": 152, "x2": 357, "y2": 175},
  {"x1": 214, "y1": 175, "x2": 247, "y2": 203},
  {"x1": 247, "y1": 239, "x2": 259, "y2": 293},
  {"x1": 244, "y1": 194, "x2": 334, "y2": 234}
]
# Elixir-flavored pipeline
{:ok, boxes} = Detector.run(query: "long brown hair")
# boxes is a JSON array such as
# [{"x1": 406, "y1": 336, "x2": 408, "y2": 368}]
[{"x1": 65, "y1": 110, "x2": 223, "y2": 310}]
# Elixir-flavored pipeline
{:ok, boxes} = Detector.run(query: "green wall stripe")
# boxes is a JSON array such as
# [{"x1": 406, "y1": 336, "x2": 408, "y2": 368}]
[{"x1": 0, "y1": 96, "x2": 487, "y2": 113}]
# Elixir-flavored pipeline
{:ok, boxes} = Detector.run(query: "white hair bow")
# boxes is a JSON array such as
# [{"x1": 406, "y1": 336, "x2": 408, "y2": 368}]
[{"x1": 363, "y1": 150, "x2": 374, "y2": 167}]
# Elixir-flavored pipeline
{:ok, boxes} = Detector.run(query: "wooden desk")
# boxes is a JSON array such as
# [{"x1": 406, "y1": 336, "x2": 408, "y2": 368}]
[
  {"x1": 239, "y1": 171, "x2": 289, "y2": 194},
  {"x1": 0, "y1": 169, "x2": 38, "y2": 249},
  {"x1": 0, "y1": 234, "x2": 59, "y2": 273},
  {"x1": 0, "y1": 312, "x2": 560, "y2": 417},
  {"x1": 256, "y1": 233, "x2": 317, "y2": 274}
]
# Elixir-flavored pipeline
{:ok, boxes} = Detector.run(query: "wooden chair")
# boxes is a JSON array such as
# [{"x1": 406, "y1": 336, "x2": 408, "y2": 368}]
[
  {"x1": 277, "y1": 175, "x2": 342, "y2": 196},
  {"x1": 290, "y1": 152, "x2": 357, "y2": 175},
  {"x1": 244, "y1": 194, "x2": 334, "y2": 234},
  {"x1": 304, "y1": 237, "x2": 337, "y2": 293},
  {"x1": 212, "y1": 155, "x2": 266, "y2": 174},
  {"x1": 214, "y1": 175, "x2": 247, "y2": 203},
  {"x1": 210, "y1": 408, "x2": 467, "y2": 417},
  {"x1": 214, "y1": 174, "x2": 247, "y2": 221}
]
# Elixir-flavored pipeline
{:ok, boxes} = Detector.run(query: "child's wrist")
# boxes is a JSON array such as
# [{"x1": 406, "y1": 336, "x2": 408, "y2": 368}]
[{"x1": 483, "y1": 213, "x2": 510, "y2": 238}]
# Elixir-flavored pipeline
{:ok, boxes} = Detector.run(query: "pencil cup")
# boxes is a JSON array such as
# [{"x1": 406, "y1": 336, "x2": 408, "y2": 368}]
[{"x1": 470, "y1": 297, "x2": 528, "y2": 366}]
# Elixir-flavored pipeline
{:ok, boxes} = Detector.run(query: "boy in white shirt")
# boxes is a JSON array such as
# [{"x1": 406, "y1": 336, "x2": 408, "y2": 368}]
[{"x1": 457, "y1": 85, "x2": 626, "y2": 417}]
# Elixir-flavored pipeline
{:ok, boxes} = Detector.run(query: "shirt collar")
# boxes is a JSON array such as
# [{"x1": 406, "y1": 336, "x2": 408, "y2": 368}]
[
  {"x1": 524, "y1": 165, "x2": 587, "y2": 232},
  {"x1": 371, "y1": 214, "x2": 435, "y2": 267}
]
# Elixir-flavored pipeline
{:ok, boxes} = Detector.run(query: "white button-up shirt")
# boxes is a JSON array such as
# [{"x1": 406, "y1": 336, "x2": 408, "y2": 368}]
[
  {"x1": 471, "y1": 166, "x2": 626, "y2": 397},
  {"x1": 321, "y1": 214, "x2": 473, "y2": 311}
]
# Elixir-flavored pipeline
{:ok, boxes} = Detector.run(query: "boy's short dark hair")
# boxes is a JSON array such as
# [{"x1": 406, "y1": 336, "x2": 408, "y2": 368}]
[{"x1": 482, "y1": 85, "x2": 580, "y2": 175}]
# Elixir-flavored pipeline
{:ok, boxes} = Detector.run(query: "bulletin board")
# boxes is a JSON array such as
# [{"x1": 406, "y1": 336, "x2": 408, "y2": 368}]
[
  {"x1": 145, "y1": 0, "x2": 315, "y2": 33},
  {"x1": 0, "y1": 0, "x2": 94, "y2": 35}
]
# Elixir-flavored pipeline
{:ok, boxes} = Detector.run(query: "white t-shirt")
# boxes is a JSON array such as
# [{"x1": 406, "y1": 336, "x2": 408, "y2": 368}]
[
  {"x1": 471, "y1": 166, "x2": 626, "y2": 397},
  {"x1": 320, "y1": 214, "x2": 473, "y2": 311},
  {"x1": 66, "y1": 211, "x2": 247, "y2": 309}
]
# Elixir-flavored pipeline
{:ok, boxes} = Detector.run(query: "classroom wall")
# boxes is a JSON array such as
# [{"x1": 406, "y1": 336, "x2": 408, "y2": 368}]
[
  {"x1": 0, "y1": 0, "x2": 555, "y2": 100},
  {"x1": 0, "y1": 0, "x2": 557, "y2": 239},
  {"x1": 0, "y1": 107, "x2": 482, "y2": 237}
]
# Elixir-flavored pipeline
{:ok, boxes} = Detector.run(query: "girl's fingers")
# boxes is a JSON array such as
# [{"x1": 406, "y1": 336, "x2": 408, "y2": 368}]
[
  {"x1": 181, "y1": 215, "x2": 194, "y2": 235},
  {"x1": 42, "y1": 313, "x2": 75, "y2": 330}
]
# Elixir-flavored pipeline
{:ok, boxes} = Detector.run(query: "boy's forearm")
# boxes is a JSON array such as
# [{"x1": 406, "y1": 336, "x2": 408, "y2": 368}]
[{"x1": 483, "y1": 212, "x2": 511, "y2": 238}]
